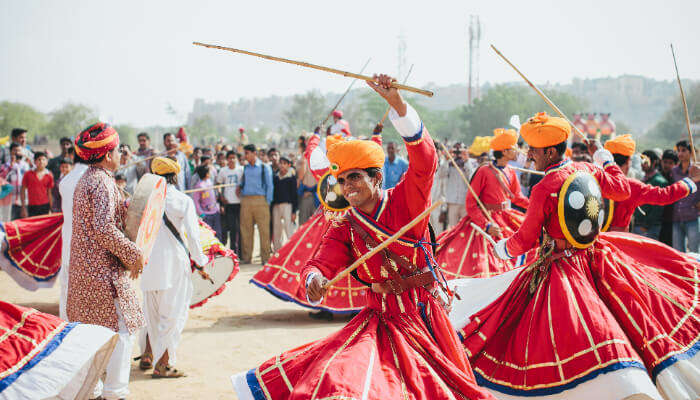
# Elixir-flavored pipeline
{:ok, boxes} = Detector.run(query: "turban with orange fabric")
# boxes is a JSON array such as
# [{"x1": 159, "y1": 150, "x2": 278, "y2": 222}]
[
  {"x1": 327, "y1": 139, "x2": 385, "y2": 178},
  {"x1": 74, "y1": 122, "x2": 119, "y2": 162},
  {"x1": 604, "y1": 134, "x2": 635, "y2": 157},
  {"x1": 490, "y1": 128, "x2": 518, "y2": 151},
  {"x1": 520, "y1": 112, "x2": 570, "y2": 148}
]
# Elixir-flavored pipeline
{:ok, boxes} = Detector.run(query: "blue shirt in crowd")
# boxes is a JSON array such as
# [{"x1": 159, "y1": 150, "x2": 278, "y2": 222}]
[
  {"x1": 240, "y1": 159, "x2": 274, "y2": 203},
  {"x1": 383, "y1": 156, "x2": 409, "y2": 189}
]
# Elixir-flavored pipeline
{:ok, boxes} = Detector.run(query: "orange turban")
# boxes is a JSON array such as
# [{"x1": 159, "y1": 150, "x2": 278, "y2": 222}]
[
  {"x1": 325, "y1": 134, "x2": 344, "y2": 151},
  {"x1": 327, "y1": 140, "x2": 385, "y2": 178},
  {"x1": 490, "y1": 128, "x2": 518, "y2": 151},
  {"x1": 520, "y1": 112, "x2": 570, "y2": 148},
  {"x1": 604, "y1": 134, "x2": 635, "y2": 157}
]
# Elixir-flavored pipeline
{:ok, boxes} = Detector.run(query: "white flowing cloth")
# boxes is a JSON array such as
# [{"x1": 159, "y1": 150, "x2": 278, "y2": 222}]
[
  {"x1": 58, "y1": 163, "x2": 88, "y2": 319},
  {"x1": 0, "y1": 323, "x2": 117, "y2": 400},
  {"x1": 447, "y1": 260, "x2": 700, "y2": 400},
  {"x1": 139, "y1": 185, "x2": 208, "y2": 366}
]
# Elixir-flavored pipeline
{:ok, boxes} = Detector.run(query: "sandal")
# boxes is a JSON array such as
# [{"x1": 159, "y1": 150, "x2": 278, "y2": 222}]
[
  {"x1": 152, "y1": 364, "x2": 186, "y2": 379},
  {"x1": 134, "y1": 353, "x2": 153, "y2": 370}
]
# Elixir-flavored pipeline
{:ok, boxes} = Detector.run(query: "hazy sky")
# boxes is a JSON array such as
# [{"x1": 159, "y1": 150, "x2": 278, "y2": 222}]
[{"x1": 2, "y1": 0, "x2": 699, "y2": 126}]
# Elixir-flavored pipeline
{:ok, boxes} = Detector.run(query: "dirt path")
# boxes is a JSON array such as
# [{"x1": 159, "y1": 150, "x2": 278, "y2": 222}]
[{"x1": 2, "y1": 262, "x2": 352, "y2": 399}]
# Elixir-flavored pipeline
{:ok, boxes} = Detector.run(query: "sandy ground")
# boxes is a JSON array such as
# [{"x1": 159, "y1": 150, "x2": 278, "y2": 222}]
[{"x1": 2, "y1": 256, "x2": 354, "y2": 399}]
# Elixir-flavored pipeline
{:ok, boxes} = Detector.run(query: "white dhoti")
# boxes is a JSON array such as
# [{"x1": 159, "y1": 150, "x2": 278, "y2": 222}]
[
  {"x1": 92, "y1": 300, "x2": 135, "y2": 400},
  {"x1": 139, "y1": 268, "x2": 192, "y2": 367},
  {"x1": 58, "y1": 263, "x2": 69, "y2": 320}
]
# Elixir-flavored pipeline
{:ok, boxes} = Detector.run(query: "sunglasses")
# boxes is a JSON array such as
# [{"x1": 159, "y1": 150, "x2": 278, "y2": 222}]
[{"x1": 336, "y1": 172, "x2": 365, "y2": 185}]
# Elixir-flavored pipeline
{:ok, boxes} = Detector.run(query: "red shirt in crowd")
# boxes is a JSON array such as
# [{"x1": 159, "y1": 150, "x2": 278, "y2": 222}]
[{"x1": 22, "y1": 170, "x2": 54, "y2": 206}]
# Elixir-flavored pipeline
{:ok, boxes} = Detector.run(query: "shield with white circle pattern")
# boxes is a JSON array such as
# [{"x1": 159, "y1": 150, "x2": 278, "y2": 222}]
[{"x1": 557, "y1": 171, "x2": 605, "y2": 249}]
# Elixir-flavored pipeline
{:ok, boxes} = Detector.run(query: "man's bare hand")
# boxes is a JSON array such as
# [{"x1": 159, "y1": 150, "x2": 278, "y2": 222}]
[
  {"x1": 487, "y1": 224, "x2": 503, "y2": 239},
  {"x1": 587, "y1": 140, "x2": 601, "y2": 156},
  {"x1": 366, "y1": 74, "x2": 407, "y2": 117},
  {"x1": 688, "y1": 163, "x2": 700, "y2": 183},
  {"x1": 373, "y1": 123, "x2": 383, "y2": 135},
  {"x1": 307, "y1": 274, "x2": 328, "y2": 302},
  {"x1": 130, "y1": 254, "x2": 146, "y2": 279}
]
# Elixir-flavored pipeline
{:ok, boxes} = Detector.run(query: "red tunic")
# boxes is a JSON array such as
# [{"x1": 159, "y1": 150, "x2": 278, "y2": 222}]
[
  {"x1": 239, "y1": 117, "x2": 495, "y2": 400},
  {"x1": 436, "y1": 163, "x2": 534, "y2": 278},
  {"x1": 459, "y1": 159, "x2": 700, "y2": 397},
  {"x1": 609, "y1": 176, "x2": 693, "y2": 231}
]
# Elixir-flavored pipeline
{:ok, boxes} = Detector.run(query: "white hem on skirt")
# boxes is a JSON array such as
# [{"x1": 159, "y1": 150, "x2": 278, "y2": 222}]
[
  {"x1": 0, "y1": 323, "x2": 117, "y2": 400},
  {"x1": 231, "y1": 372, "x2": 256, "y2": 400}
]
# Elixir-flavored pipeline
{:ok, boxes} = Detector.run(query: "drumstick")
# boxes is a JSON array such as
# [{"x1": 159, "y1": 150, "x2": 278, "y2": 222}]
[
  {"x1": 379, "y1": 64, "x2": 414, "y2": 125},
  {"x1": 183, "y1": 182, "x2": 238, "y2": 194},
  {"x1": 490, "y1": 45, "x2": 588, "y2": 143},
  {"x1": 323, "y1": 199, "x2": 443, "y2": 289},
  {"x1": 439, "y1": 142, "x2": 495, "y2": 225},
  {"x1": 670, "y1": 44, "x2": 697, "y2": 162},
  {"x1": 192, "y1": 42, "x2": 434, "y2": 97},
  {"x1": 320, "y1": 58, "x2": 371, "y2": 127},
  {"x1": 117, "y1": 148, "x2": 178, "y2": 171}
]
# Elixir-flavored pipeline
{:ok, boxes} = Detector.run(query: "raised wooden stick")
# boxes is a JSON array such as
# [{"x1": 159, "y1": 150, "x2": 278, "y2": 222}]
[
  {"x1": 323, "y1": 199, "x2": 443, "y2": 289},
  {"x1": 671, "y1": 44, "x2": 697, "y2": 162},
  {"x1": 183, "y1": 182, "x2": 238, "y2": 194},
  {"x1": 380, "y1": 64, "x2": 415, "y2": 124},
  {"x1": 490, "y1": 45, "x2": 587, "y2": 143},
  {"x1": 320, "y1": 58, "x2": 371, "y2": 127},
  {"x1": 440, "y1": 142, "x2": 495, "y2": 225},
  {"x1": 193, "y1": 42, "x2": 433, "y2": 97},
  {"x1": 117, "y1": 148, "x2": 178, "y2": 171}
]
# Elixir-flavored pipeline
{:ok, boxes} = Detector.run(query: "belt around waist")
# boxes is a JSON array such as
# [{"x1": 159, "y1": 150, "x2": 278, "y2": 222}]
[
  {"x1": 371, "y1": 271, "x2": 435, "y2": 295},
  {"x1": 484, "y1": 201, "x2": 509, "y2": 211}
]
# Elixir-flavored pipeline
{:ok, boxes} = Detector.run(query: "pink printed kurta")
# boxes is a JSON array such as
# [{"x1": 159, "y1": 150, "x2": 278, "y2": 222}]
[{"x1": 67, "y1": 166, "x2": 144, "y2": 334}]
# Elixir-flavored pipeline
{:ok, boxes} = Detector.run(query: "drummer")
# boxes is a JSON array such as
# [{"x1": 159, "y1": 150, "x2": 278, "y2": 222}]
[{"x1": 138, "y1": 156, "x2": 209, "y2": 378}]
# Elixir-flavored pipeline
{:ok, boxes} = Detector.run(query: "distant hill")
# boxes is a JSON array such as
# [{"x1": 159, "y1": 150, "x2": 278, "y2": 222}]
[{"x1": 187, "y1": 75, "x2": 695, "y2": 136}]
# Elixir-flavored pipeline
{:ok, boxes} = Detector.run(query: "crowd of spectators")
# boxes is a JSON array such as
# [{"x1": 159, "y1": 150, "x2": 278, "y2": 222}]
[{"x1": 1, "y1": 126, "x2": 698, "y2": 259}]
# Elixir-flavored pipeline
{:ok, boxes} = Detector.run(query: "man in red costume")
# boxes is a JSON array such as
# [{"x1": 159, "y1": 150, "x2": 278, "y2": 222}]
[
  {"x1": 233, "y1": 74, "x2": 495, "y2": 400},
  {"x1": 436, "y1": 128, "x2": 532, "y2": 279},
  {"x1": 456, "y1": 112, "x2": 700, "y2": 399},
  {"x1": 603, "y1": 134, "x2": 699, "y2": 232}
]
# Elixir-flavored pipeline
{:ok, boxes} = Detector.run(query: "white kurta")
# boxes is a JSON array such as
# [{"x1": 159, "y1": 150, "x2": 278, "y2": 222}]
[
  {"x1": 58, "y1": 163, "x2": 88, "y2": 320},
  {"x1": 139, "y1": 184, "x2": 208, "y2": 366}
]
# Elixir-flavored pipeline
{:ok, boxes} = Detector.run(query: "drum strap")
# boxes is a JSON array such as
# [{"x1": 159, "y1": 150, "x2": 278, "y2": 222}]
[{"x1": 162, "y1": 213, "x2": 190, "y2": 256}]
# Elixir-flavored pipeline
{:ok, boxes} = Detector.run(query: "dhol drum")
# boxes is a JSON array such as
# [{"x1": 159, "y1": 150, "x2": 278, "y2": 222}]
[
  {"x1": 189, "y1": 220, "x2": 239, "y2": 308},
  {"x1": 124, "y1": 174, "x2": 166, "y2": 263}
]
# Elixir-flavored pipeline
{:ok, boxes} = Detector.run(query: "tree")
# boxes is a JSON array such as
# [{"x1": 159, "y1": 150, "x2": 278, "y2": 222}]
[
  {"x1": 283, "y1": 90, "x2": 327, "y2": 134},
  {"x1": 455, "y1": 85, "x2": 588, "y2": 145},
  {"x1": 0, "y1": 101, "x2": 47, "y2": 139},
  {"x1": 644, "y1": 83, "x2": 700, "y2": 150},
  {"x1": 43, "y1": 103, "x2": 98, "y2": 140}
]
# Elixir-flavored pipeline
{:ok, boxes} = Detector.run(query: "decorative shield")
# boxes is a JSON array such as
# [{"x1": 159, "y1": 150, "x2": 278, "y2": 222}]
[
  {"x1": 317, "y1": 171, "x2": 350, "y2": 212},
  {"x1": 125, "y1": 174, "x2": 167, "y2": 263},
  {"x1": 600, "y1": 198, "x2": 614, "y2": 232},
  {"x1": 557, "y1": 171, "x2": 605, "y2": 249}
]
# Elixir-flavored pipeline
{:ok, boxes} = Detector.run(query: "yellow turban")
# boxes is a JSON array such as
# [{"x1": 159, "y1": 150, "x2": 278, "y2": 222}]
[
  {"x1": 490, "y1": 128, "x2": 518, "y2": 151},
  {"x1": 151, "y1": 156, "x2": 181, "y2": 175},
  {"x1": 520, "y1": 112, "x2": 570, "y2": 148},
  {"x1": 469, "y1": 136, "x2": 492, "y2": 156},
  {"x1": 327, "y1": 140, "x2": 385, "y2": 178},
  {"x1": 325, "y1": 134, "x2": 344, "y2": 151},
  {"x1": 604, "y1": 134, "x2": 635, "y2": 157}
]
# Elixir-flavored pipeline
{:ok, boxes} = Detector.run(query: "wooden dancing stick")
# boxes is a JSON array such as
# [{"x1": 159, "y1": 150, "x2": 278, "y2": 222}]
[
  {"x1": 671, "y1": 44, "x2": 697, "y2": 162},
  {"x1": 439, "y1": 142, "x2": 496, "y2": 225},
  {"x1": 323, "y1": 199, "x2": 444, "y2": 289},
  {"x1": 320, "y1": 58, "x2": 372, "y2": 127},
  {"x1": 117, "y1": 148, "x2": 178, "y2": 171},
  {"x1": 183, "y1": 182, "x2": 238, "y2": 194},
  {"x1": 192, "y1": 42, "x2": 434, "y2": 97},
  {"x1": 490, "y1": 45, "x2": 588, "y2": 143},
  {"x1": 510, "y1": 165, "x2": 544, "y2": 176},
  {"x1": 379, "y1": 64, "x2": 415, "y2": 125}
]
